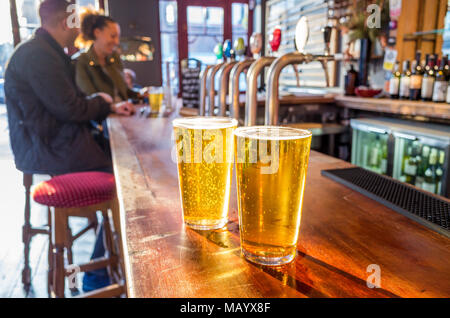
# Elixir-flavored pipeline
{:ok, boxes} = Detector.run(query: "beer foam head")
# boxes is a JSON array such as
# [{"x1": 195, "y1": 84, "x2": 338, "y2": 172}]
[
  {"x1": 233, "y1": 126, "x2": 312, "y2": 140},
  {"x1": 173, "y1": 117, "x2": 238, "y2": 130}
]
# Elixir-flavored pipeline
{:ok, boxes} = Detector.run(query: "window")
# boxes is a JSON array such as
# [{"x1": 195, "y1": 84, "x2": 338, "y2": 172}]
[
  {"x1": 232, "y1": 3, "x2": 249, "y2": 46},
  {"x1": 187, "y1": 6, "x2": 224, "y2": 66},
  {"x1": 160, "y1": 0, "x2": 179, "y2": 93},
  {"x1": 178, "y1": 0, "x2": 253, "y2": 93},
  {"x1": 76, "y1": 0, "x2": 99, "y2": 9},
  {"x1": 0, "y1": 1, "x2": 14, "y2": 80},
  {"x1": 16, "y1": 0, "x2": 41, "y2": 41}
]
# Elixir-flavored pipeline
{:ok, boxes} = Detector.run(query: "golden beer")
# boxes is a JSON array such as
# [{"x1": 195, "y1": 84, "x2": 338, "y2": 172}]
[
  {"x1": 149, "y1": 93, "x2": 163, "y2": 112},
  {"x1": 173, "y1": 117, "x2": 238, "y2": 230},
  {"x1": 149, "y1": 86, "x2": 164, "y2": 113},
  {"x1": 234, "y1": 126, "x2": 312, "y2": 265}
]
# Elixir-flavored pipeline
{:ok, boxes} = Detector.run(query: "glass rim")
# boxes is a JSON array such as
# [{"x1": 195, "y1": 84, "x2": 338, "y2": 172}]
[
  {"x1": 172, "y1": 116, "x2": 239, "y2": 130},
  {"x1": 233, "y1": 126, "x2": 312, "y2": 140}
]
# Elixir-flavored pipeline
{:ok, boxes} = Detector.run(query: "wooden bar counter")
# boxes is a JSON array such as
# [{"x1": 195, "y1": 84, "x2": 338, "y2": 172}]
[{"x1": 107, "y1": 111, "x2": 450, "y2": 298}]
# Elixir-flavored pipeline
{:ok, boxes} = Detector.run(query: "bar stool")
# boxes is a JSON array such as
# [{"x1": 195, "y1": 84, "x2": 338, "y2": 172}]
[
  {"x1": 21, "y1": 173, "x2": 98, "y2": 293},
  {"x1": 32, "y1": 171, "x2": 125, "y2": 298}
]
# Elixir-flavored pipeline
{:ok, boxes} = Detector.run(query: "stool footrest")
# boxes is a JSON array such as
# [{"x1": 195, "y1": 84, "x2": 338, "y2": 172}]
[
  {"x1": 75, "y1": 283, "x2": 125, "y2": 298},
  {"x1": 29, "y1": 227, "x2": 50, "y2": 236},
  {"x1": 65, "y1": 256, "x2": 118, "y2": 275}
]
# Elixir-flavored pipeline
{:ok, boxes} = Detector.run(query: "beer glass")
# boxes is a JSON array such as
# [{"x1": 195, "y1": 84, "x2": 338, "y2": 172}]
[
  {"x1": 173, "y1": 117, "x2": 238, "y2": 230},
  {"x1": 234, "y1": 126, "x2": 312, "y2": 265},
  {"x1": 149, "y1": 86, "x2": 164, "y2": 113}
]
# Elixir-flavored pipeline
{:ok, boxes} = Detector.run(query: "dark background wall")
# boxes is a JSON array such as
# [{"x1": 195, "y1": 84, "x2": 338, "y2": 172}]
[{"x1": 108, "y1": 0, "x2": 162, "y2": 86}]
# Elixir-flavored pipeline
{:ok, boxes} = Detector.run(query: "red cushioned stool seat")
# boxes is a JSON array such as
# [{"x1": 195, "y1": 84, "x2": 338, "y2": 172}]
[{"x1": 32, "y1": 172, "x2": 116, "y2": 208}]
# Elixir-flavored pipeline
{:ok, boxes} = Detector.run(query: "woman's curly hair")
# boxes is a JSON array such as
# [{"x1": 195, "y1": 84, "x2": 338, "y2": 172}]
[{"x1": 75, "y1": 6, "x2": 116, "y2": 49}]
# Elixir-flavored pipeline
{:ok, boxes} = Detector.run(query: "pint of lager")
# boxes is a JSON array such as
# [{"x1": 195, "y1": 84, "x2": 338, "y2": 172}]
[
  {"x1": 234, "y1": 126, "x2": 312, "y2": 265},
  {"x1": 173, "y1": 117, "x2": 238, "y2": 230}
]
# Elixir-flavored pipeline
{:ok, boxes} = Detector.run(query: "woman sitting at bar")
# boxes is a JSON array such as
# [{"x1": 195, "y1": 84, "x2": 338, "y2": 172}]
[{"x1": 74, "y1": 12, "x2": 139, "y2": 104}]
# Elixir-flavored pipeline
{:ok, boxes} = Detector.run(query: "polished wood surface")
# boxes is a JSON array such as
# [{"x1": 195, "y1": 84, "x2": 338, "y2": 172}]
[
  {"x1": 335, "y1": 95, "x2": 450, "y2": 120},
  {"x1": 108, "y1": 111, "x2": 450, "y2": 298}
]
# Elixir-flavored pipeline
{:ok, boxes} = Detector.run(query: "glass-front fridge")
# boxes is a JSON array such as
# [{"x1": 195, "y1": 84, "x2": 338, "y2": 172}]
[
  {"x1": 351, "y1": 118, "x2": 450, "y2": 198},
  {"x1": 351, "y1": 119, "x2": 392, "y2": 176}
]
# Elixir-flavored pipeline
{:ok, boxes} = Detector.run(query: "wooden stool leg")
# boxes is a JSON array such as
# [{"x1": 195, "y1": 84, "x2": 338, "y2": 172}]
[
  {"x1": 65, "y1": 215, "x2": 80, "y2": 294},
  {"x1": 22, "y1": 173, "x2": 33, "y2": 287},
  {"x1": 66, "y1": 219, "x2": 74, "y2": 265},
  {"x1": 101, "y1": 210, "x2": 115, "y2": 281},
  {"x1": 52, "y1": 208, "x2": 67, "y2": 298},
  {"x1": 47, "y1": 207, "x2": 53, "y2": 297},
  {"x1": 110, "y1": 197, "x2": 126, "y2": 284}
]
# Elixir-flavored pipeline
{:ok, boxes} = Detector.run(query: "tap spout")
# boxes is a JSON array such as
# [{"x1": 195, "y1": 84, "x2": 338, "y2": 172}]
[
  {"x1": 199, "y1": 65, "x2": 214, "y2": 116},
  {"x1": 265, "y1": 53, "x2": 333, "y2": 125},
  {"x1": 217, "y1": 61, "x2": 238, "y2": 117},
  {"x1": 206, "y1": 62, "x2": 225, "y2": 116},
  {"x1": 228, "y1": 58, "x2": 254, "y2": 120},
  {"x1": 245, "y1": 56, "x2": 276, "y2": 126}
]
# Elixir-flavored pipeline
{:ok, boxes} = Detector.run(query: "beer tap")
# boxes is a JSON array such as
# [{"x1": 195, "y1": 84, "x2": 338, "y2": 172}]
[
  {"x1": 228, "y1": 35, "x2": 267, "y2": 122},
  {"x1": 204, "y1": 42, "x2": 226, "y2": 116},
  {"x1": 199, "y1": 65, "x2": 214, "y2": 116},
  {"x1": 245, "y1": 28, "x2": 302, "y2": 126},
  {"x1": 244, "y1": 29, "x2": 285, "y2": 126},
  {"x1": 216, "y1": 40, "x2": 239, "y2": 117},
  {"x1": 265, "y1": 17, "x2": 335, "y2": 126},
  {"x1": 320, "y1": 25, "x2": 333, "y2": 88}
]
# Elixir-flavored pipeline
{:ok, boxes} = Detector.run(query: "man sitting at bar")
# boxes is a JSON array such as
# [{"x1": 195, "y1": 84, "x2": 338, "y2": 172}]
[
  {"x1": 5, "y1": 0, "x2": 134, "y2": 175},
  {"x1": 4, "y1": 0, "x2": 134, "y2": 292}
]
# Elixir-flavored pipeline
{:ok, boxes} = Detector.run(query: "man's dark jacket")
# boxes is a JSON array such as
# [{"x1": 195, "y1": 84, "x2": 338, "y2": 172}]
[{"x1": 5, "y1": 28, "x2": 112, "y2": 175}]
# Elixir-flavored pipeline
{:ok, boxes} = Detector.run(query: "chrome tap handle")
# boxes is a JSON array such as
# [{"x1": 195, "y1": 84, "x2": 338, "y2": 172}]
[{"x1": 322, "y1": 26, "x2": 332, "y2": 56}]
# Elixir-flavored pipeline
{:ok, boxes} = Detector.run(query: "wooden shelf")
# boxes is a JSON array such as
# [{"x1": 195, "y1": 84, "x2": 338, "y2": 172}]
[{"x1": 334, "y1": 95, "x2": 450, "y2": 120}]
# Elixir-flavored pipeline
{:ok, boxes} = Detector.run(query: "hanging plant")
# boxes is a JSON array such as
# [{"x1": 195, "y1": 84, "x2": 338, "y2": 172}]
[{"x1": 343, "y1": 0, "x2": 390, "y2": 44}]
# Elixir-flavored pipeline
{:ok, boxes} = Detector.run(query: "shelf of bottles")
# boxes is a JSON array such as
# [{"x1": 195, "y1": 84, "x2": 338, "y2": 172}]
[
  {"x1": 389, "y1": 52, "x2": 450, "y2": 103},
  {"x1": 351, "y1": 118, "x2": 450, "y2": 198}
]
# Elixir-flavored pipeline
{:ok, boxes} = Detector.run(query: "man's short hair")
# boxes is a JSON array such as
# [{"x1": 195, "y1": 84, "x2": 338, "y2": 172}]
[{"x1": 39, "y1": 0, "x2": 71, "y2": 27}]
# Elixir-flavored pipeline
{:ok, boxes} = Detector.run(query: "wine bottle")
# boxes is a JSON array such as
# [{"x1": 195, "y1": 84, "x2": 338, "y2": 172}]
[
  {"x1": 444, "y1": 55, "x2": 449, "y2": 81},
  {"x1": 409, "y1": 52, "x2": 423, "y2": 100},
  {"x1": 432, "y1": 58, "x2": 448, "y2": 103},
  {"x1": 421, "y1": 57, "x2": 435, "y2": 101},
  {"x1": 435, "y1": 150, "x2": 445, "y2": 195},
  {"x1": 399, "y1": 60, "x2": 411, "y2": 99},
  {"x1": 423, "y1": 54, "x2": 431, "y2": 73},
  {"x1": 433, "y1": 55, "x2": 440, "y2": 73},
  {"x1": 368, "y1": 135, "x2": 382, "y2": 173},
  {"x1": 415, "y1": 145, "x2": 430, "y2": 188},
  {"x1": 403, "y1": 145, "x2": 418, "y2": 184},
  {"x1": 446, "y1": 79, "x2": 450, "y2": 104},
  {"x1": 422, "y1": 148, "x2": 438, "y2": 194},
  {"x1": 389, "y1": 61, "x2": 401, "y2": 99},
  {"x1": 380, "y1": 143, "x2": 388, "y2": 175},
  {"x1": 344, "y1": 64, "x2": 358, "y2": 96}
]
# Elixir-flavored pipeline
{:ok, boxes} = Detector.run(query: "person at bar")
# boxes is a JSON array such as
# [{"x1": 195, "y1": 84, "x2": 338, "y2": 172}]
[
  {"x1": 74, "y1": 12, "x2": 140, "y2": 104},
  {"x1": 124, "y1": 68, "x2": 143, "y2": 92},
  {"x1": 4, "y1": 0, "x2": 134, "y2": 292}
]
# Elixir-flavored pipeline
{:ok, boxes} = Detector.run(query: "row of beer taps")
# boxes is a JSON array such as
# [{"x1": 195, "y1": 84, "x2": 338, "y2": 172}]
[{"x1": 198, "y1": 17, "x2": 336, "y2": 126}]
